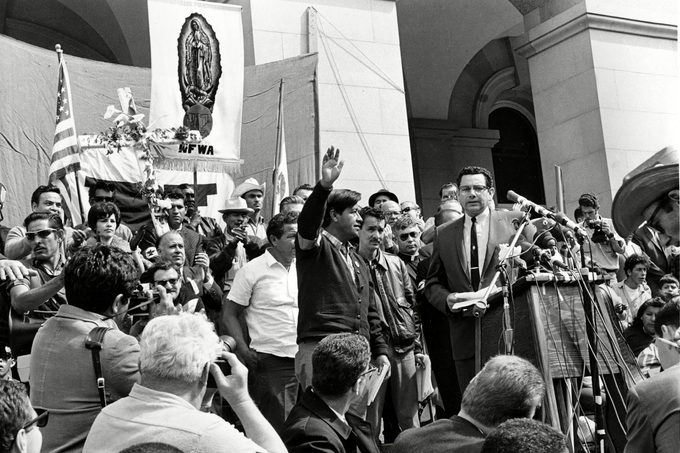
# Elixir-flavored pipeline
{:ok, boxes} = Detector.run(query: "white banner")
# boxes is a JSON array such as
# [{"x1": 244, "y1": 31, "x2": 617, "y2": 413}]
[
  {"x1": 148, "y1": 0, "x2": 244, "y2": 163},
  {"x1": 78, "y1": 142, "x2": 232, "y2": 230}
]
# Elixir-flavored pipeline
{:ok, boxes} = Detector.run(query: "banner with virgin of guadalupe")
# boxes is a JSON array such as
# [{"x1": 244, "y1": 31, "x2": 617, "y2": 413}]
[{"x1": 147, "y1": 0, "x2": 244, "y2": 172}]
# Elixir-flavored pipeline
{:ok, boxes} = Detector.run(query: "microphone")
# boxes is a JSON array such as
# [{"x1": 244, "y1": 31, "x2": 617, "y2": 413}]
[
  {"x1": 554, "y1": 213, "x2": 587, "y2": 238},
  {"x1": 507, "y1": 191, "x2": 555, "y2": 219}
]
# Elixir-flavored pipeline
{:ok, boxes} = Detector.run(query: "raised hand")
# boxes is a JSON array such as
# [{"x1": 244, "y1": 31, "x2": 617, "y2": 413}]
[{"x1": 320, "y1": 146, "x2": 345, "y2": 189}]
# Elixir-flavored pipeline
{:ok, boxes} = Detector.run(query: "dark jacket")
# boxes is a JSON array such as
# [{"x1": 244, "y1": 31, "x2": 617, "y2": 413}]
[
  {"x1": 391, "y1": 415, "x2": 486, "y2": 453},
  {"x1": 282, "y1": 388, "x2": 380, "y2": 453},
  {"x1": 296, "y1": 182, "x2": 388, "y2": 358},
  {"x1": 367, "y1": 250, "x2": 421, "y2": 354},
  {"x1": 205, "y1": 231, "x2": 262, "y2": 289}
]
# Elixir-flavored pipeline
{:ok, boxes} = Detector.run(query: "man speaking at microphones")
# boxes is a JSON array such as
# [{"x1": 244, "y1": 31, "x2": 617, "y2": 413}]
[{"x1": 424, "y1": 166, "x2": 535, "y2": 394}]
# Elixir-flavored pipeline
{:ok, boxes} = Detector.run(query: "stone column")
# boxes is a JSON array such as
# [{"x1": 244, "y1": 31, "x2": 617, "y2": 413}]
[{"x1": 515, "y1": 0, "x2": 677, "y2": 216}]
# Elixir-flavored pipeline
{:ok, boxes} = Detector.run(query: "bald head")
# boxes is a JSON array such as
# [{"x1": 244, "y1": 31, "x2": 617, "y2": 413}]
[
  {"x1": 381, "y1": 200, "x2": 401, "y2": 226},
  {"x1": 435, "y1": 200, "x2": 464, "y2": 226},
  {"x1": 157, "y1": 231, "x2": 185, "y2": 267}
]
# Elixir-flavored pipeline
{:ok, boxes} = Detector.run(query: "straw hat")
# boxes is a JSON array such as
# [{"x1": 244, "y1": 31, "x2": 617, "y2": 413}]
[
  {"x1": 218, "y1": 197, "x2": 254, "y2": 214},
  {"x1": 232, "y1": 178, "x2": 266, "y2": 198},
  {"x1": 612, "y1": 146, "x2": 679, "y2": 237}
]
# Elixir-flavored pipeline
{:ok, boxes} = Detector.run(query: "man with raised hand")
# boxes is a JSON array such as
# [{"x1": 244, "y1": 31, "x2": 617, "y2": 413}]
[{"x1": 295, "y1": 147, "x2": 389, "y2": 397}]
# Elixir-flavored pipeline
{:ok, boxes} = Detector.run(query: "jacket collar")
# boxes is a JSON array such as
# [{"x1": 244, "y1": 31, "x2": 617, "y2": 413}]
[{"x1": 301, "y1": 388, "x2": 353, "y2": 440}]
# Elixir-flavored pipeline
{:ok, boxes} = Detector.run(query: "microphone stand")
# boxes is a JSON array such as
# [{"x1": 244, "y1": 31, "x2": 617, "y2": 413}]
[{"x1": 576, "y1": 233, "x2": 606, "y2": 453}]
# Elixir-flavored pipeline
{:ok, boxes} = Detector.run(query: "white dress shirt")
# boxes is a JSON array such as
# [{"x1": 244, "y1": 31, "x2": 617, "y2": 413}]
[{"x1": 227, "y1": 250, "x2": 298, "y2": 358}]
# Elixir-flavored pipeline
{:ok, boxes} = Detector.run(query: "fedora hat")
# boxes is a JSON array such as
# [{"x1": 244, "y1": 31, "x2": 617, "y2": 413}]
[
  {"x1": 232, "y1": 178, "x2": 266, "y2": 198},
  {"x1": 368, "y1": 188, "x2": 399, "y2": 207},
  {"x1": 612, "y1": 146, "x2": 679, "y2": 237},
  {"x1": 218, "y1": 197, "x2": 254, "y2": 214}
]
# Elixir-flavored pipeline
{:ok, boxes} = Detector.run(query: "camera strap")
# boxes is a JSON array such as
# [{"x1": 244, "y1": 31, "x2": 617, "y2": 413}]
[{"x1": 85, "y1": 326, "x2": 112, "y2": 408}]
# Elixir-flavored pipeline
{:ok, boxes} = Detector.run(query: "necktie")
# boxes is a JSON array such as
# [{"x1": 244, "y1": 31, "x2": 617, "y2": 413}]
[{"x1": 470, "y1": 216, "x2": 480, "y2": 291}]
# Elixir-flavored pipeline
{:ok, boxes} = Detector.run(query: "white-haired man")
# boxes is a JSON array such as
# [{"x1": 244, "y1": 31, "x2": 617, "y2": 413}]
[{"x1": 84, "y1": 313, "x2": 286, "y2": 453}]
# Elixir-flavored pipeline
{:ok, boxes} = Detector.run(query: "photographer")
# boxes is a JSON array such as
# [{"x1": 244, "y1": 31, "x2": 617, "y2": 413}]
[
  {"x1": 577, "y1": 193, "x2": 624, "y2": 280},
  {"x1": 206, "y1": 198, "x2": 262, "y2": 291},
  {"x1": 29, "y1": 244, "x2": 175, "y2": 453},
  {"x1": 84, "y1": 313, "x2": 286, "y2": 453}
]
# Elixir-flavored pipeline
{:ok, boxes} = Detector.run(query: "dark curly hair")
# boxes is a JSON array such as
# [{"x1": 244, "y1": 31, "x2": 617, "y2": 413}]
[
  {"x1": 623, "y1": 254, "x2": 649, "y2": 275},
  {"x1": 456, "y1": 166, "x2": 494, "y2": 189},
  {"x1": 266, "y1": 211, "x2": 299, "y2": 245},
  {"x1": 312, "y1": 333, "x2": 370, "y2": 398},
  {"x1": 64, "y1": 244, "x2": 139, "y2": 314},
  {"x1": 480, "y1": 418, "x2": 566, "y2": 453},
  {"x1": 0, "y1": 380, "x2": 32, "y2": 453},
  {"x1": 87, "y1": 201, "x2": 121, "y2": 230},
  {"x1": 578, "y1": 193, "x2": 600, "y2": 210}
]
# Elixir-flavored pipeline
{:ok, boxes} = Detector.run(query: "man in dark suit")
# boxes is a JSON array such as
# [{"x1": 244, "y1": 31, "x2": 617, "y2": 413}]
[
  {"x1": 425, "y1": 166, "x2": 533, "y2": 393},
  {"x1": 392, "y1": 355, "x2": 545, "y2": 453},
  {"x1": 625, "y1": 297, "x2": 680, "y2": 453},
  {"x1": 282, "y1": 333, "x2": 380, "y2": 453}
]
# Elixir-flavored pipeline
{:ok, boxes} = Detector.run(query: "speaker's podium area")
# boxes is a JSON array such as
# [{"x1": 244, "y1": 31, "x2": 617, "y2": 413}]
[{"x1": 478, "y1": 271, "x2": 641, "y2": 453}]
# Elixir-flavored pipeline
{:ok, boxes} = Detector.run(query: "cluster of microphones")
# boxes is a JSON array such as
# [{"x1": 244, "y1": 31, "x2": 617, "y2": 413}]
[{"x1": 507, "y1": 190, "x2": 584, "y2": 272}]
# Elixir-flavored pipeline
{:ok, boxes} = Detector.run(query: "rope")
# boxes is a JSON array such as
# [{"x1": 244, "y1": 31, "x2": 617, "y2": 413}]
[
  {"x1": 317, "y1": 18, "x2": 389, "y2": 189},
  {"x1": 314, "y1": 9, "x2": 405, "y2": 93}
]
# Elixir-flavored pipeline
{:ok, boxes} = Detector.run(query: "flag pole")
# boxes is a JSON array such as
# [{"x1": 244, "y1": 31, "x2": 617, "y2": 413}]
[
  {"x1": 55, "y1": 44, "x2": 86, "y2": 223},
  {"x1": 272, "y1": 78, "x2": 284, "y2": 219}
]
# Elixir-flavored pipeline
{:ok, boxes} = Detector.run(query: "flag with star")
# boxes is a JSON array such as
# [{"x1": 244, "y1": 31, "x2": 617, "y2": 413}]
[{"x1": 50, "y1": 48, "x2": 84, "y2": 224}]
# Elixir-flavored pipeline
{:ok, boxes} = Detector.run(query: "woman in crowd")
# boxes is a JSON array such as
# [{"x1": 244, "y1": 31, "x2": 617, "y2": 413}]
[
  {"x1": 86, "y1": 202, "x2": 131, "y2": 252},
  {"x1": 623, "y1": 297, "x2": 665, "y2": 356}
]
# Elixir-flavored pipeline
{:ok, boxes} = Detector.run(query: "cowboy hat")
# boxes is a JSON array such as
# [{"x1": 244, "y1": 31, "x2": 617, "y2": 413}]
[
  {"x1": 368, "y1": 188, "x2": 399, "y2": 207},
  {"x1": 232, "y1": 178, "x2": 266, "y2": 198},
  {"x1": 612, "y1": 146, "x2": 679, "y2": 237},
  {"x1": 218, "y1": 197, "x2": 254, "y2": 214}
]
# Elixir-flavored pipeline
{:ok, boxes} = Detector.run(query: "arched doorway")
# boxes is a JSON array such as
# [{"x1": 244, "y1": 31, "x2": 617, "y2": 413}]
[{"x1": 489, "y1": 107, "x2": 545, "y2": 204}]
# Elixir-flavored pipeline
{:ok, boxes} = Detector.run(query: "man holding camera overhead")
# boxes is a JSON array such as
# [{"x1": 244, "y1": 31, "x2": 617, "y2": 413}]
[{"x1": 577, "y1": 193, "x2": 624, "y2": 281}]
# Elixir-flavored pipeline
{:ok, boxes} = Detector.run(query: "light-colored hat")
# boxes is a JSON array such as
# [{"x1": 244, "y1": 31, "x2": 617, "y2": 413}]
[
  {"x1": 232, "y1": 178, "x2": 266, "y2": 198},
  {"x1": 612, "y1": 146, "x2": 679, "y2": 237},
  {"x1": 218, "y1": 197, "x2": 255, "y2": 214}
]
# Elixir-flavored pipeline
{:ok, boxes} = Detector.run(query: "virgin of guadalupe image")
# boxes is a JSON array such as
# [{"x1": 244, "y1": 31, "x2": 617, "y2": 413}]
[{"x1": 185, "y1": 19, "x2": 212, "y2": 99}]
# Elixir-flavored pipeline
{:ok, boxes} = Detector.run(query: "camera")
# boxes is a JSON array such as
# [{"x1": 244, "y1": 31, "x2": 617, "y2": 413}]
[
  {"x1": 206, "y1": 336, "x2": 236, "y2": 388},
  {"x1": 127, "y1": 283, "x2": 160, "y2": 317},
  {"x1": 585, "y1": 219, "x2": 608, "y2": 244}
]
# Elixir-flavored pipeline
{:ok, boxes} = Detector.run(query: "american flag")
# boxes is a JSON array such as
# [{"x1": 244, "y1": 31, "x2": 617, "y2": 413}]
[{"x1": 50, "y1": 50, "x2": 84, "y2": 224}]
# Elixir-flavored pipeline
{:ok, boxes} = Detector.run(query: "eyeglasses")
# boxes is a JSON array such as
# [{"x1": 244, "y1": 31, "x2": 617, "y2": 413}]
[
  {"x1": 22, "y1": 408, "x2": 49, "y2": 430},
  {"x1": 459, "y1": 185, "x2": 488, "y2": 194},
  {"x1": 401, "y1": 206, "x2": 419, "y2": 213},
  {"x1": 655, "y1": 337, "x2": 680, "y2": 349},
  {"x1": 25, "y1": 229, "x2": 57, "y2": 241},
  {"x1": 154, "y1": 278, "x2": 179, "y2": 287},
  {"x1": 93, "y1": 196, "x2": 114, "y2": 203},
  {"x1": 359, "y1": 364, "x2": 378, "y2": 379},
  {"x1": 399, "y1": 231, "x2": 420, "y2": 241}
]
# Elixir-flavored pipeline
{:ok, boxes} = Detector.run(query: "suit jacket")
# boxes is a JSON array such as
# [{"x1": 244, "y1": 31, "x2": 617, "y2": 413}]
[
  {"x1": 391, "y1": 415, "x2": 486, "y2": 453},
  {"x1": 625, "y1": 363, "x2": 680, "y2": 453},
  {"x1": 425, "y1": 209, "x2": 531, "y2": 360},
  {"x1": 282, "y1": 388, "x2": 380, "y2": 453},
  {"x1": 632, "y1": 225, "x2": 672, "y2": 294}
]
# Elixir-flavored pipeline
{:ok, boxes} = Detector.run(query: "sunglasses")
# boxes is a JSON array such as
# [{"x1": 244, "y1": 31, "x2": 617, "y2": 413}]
[
  {"x1": 155, "y1": 278, "x2": 179, "y2": 287},
  {"x1": 25, "y1": 228, "x2": 57, "y2": 241},
  {"x1": 401, "y1": 206, "x2": 419, "y2": 213},
  {"x1": 399, "y1": 231, "x2": 420, "y2": 241},
  {"x1": 22, "y1": 408, "x2": 49, "y2": 430},
  {"x1": 93, "y1": 196, "x2": 114, "y2": 203}
]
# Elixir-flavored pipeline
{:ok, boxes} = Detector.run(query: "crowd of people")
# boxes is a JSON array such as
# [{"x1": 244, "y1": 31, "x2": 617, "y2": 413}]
[{"x1": 0, "y1": 145, "x2": 678, "y2": 453}]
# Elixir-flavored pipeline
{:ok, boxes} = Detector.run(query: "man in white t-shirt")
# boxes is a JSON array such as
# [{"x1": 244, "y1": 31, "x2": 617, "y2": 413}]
[
  {"x1": 612, "y1": 254, "x2": 652, "y2": 324},
  {"x1": 224, "y1": 211, "x2": 299, "y2": 432}
]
